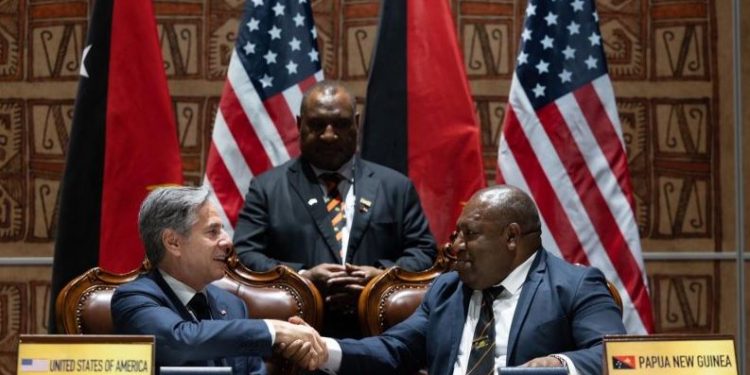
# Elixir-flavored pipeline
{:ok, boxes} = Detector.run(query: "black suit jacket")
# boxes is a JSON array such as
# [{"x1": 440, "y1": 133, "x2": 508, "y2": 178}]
[
  {"x1": 111, "y1": 270, "x2": 271, "y2": 374},
  {"x1": 234, "y1": 157, "x2": 436, "y2": 272}
]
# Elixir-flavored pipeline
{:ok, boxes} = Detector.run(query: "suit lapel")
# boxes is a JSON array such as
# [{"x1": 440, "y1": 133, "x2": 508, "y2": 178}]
[
  {"x1": 202, "y1": 286, "x2": 232, "y2": 368},
  {"x1": 287, "y1": 159, "x2": 342, "y2": 262},
  {"x1": 346, "y1": 159, "x2": 379, "y2": 257},
  {"x1": 149, "y1": 270, "x2": 195, "y2": 322},
  {"x1": 450, "y1": 286, "x2": 474, "y2": 375},
  {"x1": 433, "y1": 284, "x2": 472, "y2": 375},
  {"x1": 506, "y1": 250, "x2": 546, "y2": 364},
  {"x1": 205, "y1": 286, "x2": 230, "y2": 321}
]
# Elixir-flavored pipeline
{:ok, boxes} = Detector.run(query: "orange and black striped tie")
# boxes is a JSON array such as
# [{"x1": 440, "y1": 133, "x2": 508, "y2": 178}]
[
  {"x1": 467, "y1": 286, "x2": 504, "y2": 375},
  {"x1": 320, "y1": 173, "x2": 346, "y2": 258}
]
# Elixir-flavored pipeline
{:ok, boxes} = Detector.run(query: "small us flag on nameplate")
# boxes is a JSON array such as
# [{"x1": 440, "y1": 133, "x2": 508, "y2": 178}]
[{"x1": 20, "y1": 358, "x2": 49, "y2": 372}]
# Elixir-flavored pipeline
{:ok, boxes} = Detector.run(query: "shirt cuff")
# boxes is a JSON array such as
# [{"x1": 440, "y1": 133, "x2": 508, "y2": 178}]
[
  {"x1": 554, "y1": 354, "x2": 577, "y2": 375},
  {"x1": 262, "y1": 320, "x2": 276, "y2": 344},
  {"x1": 320, "y1": 337, "x2": 342, "y2": 374}
]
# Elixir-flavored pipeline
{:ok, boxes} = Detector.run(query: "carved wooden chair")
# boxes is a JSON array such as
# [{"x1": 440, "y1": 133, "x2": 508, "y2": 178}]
[
  {"x1": 55, "y1": 251, "x2": 323, "y2": 374},
  {"x1": 357, "y1": 245, "x2": 451, "y2": 336},
  {"x1": 605, "y1": 279, "x2": 624, "y2": 313}
]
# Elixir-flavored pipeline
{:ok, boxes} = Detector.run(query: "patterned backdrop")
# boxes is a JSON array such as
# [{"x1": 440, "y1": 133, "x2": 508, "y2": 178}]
[{"x1": 0, "y1": 0, "x2": 748, "y2": 373}]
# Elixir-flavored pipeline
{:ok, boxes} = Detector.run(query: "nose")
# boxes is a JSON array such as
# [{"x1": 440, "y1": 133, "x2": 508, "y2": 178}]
[
  {"x1": 454, "y1": 234, "x2": 467, "y2": 254},
  {"x1": 446, "y1": 231, "x2": 466, "y2": 259},
  {"x1": 218, "y1": 231, "x2": 231, "y2": 253},
  {"x1": 319, "y1": 124, "x2": 337, "y2": 141}
]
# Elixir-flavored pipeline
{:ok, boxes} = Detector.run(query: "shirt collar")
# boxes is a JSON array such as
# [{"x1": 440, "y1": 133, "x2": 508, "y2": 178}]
[
  {"x1": 309, "y1": 157, "x2": 354, "y2": 183},
  {"x1": 159, "y1": 269, "x2": 203, "y2": 306},
  {"x1": 498, "y1": 251, "x2": 537, "y2": 296}
]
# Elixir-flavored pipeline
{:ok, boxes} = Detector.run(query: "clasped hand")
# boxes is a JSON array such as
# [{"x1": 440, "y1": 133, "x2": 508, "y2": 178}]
[
  {"x1": 270, "y1": 317, "x2": 328, "y2": 370},
  {"x1": 303, "y1": 263, "x2": 384, "y2": 312}
]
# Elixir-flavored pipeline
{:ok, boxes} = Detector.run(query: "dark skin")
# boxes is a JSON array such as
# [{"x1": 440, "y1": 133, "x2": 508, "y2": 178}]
[
  {"x1": 296, "y1": 83, "x2": 385, "y2": 309},
  {"x1": 452, "y1": 185, "x2": 566, "y2": 369}
]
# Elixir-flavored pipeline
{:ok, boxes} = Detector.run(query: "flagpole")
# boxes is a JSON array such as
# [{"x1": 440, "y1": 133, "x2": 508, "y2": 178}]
[{"x1": 731, "y1": 0, "x2": 745, "y2": 371}]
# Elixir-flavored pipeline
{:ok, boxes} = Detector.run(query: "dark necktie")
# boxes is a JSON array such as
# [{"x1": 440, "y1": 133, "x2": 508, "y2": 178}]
[
  {"x1": 467, "y1": 286, "x2": 504, "y2": 375},
  {"x1": 188, "y1": 293, "x2": 225, "y2": 367},
  {"x1": 320, "y1": 173, "x2": 346, "y2": 258},
  {"x1": 188, "y1": 293, "x2": 212, "y2": 321}
]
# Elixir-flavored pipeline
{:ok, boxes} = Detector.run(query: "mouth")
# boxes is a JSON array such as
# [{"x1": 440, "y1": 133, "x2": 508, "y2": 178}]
[
  {"x1": 213, "y1": 256, "x2": 228, "y2": 263},
  {"x1": 316, "y1": 147, "x2": 344, "y2": 156},
  {"x1": 452, "y1": 259, "x2": 472, "y2": 272}
]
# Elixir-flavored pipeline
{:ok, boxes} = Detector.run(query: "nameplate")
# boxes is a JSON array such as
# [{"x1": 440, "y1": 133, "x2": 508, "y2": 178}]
[
  {"x1": 17, "y1": 335, "x2": 154, "y2": 375},
  {"x1": 603, "y1": 334, "x2": 737, "y2": 374}
]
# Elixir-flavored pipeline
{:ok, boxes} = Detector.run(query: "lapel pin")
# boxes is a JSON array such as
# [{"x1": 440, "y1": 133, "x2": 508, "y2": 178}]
[
  {"x1": 307, "y1": 198, "x2": 318, "y2": 206},
  {"x1": 359, "y1": 198, "x2": 372, "y2": 213}
]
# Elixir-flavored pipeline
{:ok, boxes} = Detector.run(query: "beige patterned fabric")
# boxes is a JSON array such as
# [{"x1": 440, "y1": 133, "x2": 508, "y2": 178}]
[{"x1": 0, "y1": 0, "x2": 748, "y2": 371}]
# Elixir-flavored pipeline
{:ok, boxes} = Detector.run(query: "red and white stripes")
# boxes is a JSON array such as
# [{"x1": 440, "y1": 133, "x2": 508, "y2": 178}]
[
  {"x1": 205, "y1": 50, "x2": 323, "y2": 235},
  {"x1": 498, "y1": 74, "x2": 654, "y2": 334}
]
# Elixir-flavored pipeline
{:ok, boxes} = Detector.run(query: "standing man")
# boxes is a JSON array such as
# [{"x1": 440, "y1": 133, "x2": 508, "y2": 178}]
[
  {"x1": 111, "y1": 187, "x2": 327, "y2": 373},
  {"x1": 314, "y1": 185, "x2": 627, "y2": 374},
  {"x1": 233, "y1": 81, "x2": 436, "y2": 337}
]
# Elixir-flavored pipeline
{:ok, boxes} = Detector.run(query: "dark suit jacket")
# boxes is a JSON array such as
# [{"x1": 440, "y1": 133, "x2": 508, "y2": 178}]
[
  {"x1": 111, "y1": 270, "x2": 271, "y2": 374},
  {"x1": 234, "y1": 157, "x2": 436, "y2": 272},
  {"x1": 336, "y1": 249, "x2": 627, "y2": 375}
]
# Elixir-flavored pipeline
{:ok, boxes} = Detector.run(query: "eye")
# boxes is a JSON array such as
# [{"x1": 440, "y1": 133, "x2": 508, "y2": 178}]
[
  {"x1": 333, "y1": 120, "x2": 352, "y2": 129},
  {"x1": 461, "y1": 228, "x2": 479, "y2": 238}
]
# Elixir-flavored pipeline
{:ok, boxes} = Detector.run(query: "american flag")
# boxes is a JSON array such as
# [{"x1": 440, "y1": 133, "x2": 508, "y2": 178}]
[
  {"x1": 496, "y1": 0, "x2": 654, "y2": 333},
  {"x1": 205, "y1": 0, "x2": 323, "y2": 234},
  {"x1": 20, "y1": 359, "x2": 49, "y2": 372}
]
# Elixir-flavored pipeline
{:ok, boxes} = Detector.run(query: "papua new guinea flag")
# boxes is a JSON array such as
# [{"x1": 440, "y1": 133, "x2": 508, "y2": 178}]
[
  {"x1": 48, "y1": 0, "x2": 183, "y2": 332},
  {"x1": 361, "y1": 0, "x2": 486, "y2": 244}
]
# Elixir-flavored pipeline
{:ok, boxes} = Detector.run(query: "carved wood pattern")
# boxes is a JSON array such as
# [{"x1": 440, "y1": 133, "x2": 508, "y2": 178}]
[{"x1": 0, "y1": 0, "x2": 742, "y2": 370}]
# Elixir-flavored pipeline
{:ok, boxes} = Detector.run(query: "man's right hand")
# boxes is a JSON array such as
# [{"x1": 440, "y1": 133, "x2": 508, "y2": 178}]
[
  {"x1": 300, "y1": 263, "x2": 347, "y2": 292},
  {"x1": 269, "y1": 318, "x2": 327, "y2": 370}
]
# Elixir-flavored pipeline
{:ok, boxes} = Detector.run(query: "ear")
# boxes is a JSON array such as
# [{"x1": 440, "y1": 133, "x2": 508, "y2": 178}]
[
  {"x1": 506, "y1": 223, "x2": 522, "y2": 250},
  {"x1": 162, "y1": 229, "x2": 182, "y2": 257}
]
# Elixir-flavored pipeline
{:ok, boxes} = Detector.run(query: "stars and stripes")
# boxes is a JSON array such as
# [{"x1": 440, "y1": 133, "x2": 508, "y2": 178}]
[
  {"x1": 205, "y1": 0, "x2": 323, "y2": 234},
  {"x1": 496, "y1": 0, "x2": 654, "y2": 333},
  {"x1": 20, "y1": 359, "x2": 49, "y2": 372}
]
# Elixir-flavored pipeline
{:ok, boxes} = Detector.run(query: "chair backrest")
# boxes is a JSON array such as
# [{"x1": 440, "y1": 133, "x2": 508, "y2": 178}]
[
  {"x1": 218, "y1": 255, "x2": 324, "y2": 327},
  {"x1": 357, "y1": 245, "x2": 451, "y2": 336},
  {"x1": 55, "y1": 262, "x2": 147, "y2": 334},
  {"x1": 56, "y1": 256, "x2": 324, "y2": 335},
  {"x1": 605, "y1": 280, "x2": 624, "y2": 313}
]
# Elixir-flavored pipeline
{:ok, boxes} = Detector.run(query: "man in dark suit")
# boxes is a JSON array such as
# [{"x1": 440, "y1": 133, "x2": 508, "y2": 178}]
[
  {"x1": 233, "y1": 81, "x2": 436, "y2": 337},
  {"x1": 313, "y1": 185, "x2": 627, "y2": 374},
  {"x1": 111, "y1": 187, "x2": 327, "y2": 374}
]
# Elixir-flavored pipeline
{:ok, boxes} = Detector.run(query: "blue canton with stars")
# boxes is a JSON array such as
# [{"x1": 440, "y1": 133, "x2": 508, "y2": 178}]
[
  {"x1": 236, "y1": 0, "x2": 321, "y2": 99},
  {"x1": 516, "y1": 0, "x2": 608, "y2": 110}
]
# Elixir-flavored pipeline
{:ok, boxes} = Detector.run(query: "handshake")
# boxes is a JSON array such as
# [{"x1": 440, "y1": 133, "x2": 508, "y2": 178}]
[{"x1": 269, "y1": 316, "x2": 329, "y2": 371}]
